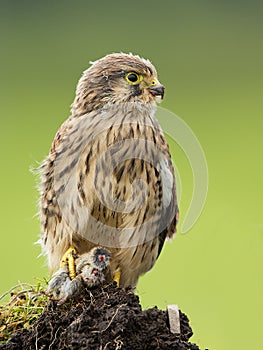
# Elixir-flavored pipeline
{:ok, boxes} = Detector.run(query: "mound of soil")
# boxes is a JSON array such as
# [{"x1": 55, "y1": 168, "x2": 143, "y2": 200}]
[{"x1": 2, "y1": 283, "x2": 202, "y2": 350}]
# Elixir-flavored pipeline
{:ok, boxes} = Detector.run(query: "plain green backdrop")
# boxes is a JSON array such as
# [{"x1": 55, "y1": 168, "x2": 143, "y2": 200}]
[{"x1": 1, "y1": 1, "x2": 262, "y2": 349}]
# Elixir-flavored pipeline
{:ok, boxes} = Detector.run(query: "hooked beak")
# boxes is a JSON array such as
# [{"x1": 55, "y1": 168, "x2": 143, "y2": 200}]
[{"x1": 148, "y1": 84, "x2": 165, "y2": 99}]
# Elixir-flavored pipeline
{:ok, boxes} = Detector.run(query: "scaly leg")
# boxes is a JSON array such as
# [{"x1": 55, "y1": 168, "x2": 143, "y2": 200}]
[
  {"x1": 60, "y1": 246, "x2": 78, "y2": 280},
  {"x1": 113, "y1": 267, "x2": 121, "y2": 286}
]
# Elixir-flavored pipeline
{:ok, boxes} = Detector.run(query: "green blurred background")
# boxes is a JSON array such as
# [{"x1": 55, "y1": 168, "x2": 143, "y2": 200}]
[{"x1": 1, "y1": 0, "x2": 262, "y2": 348}]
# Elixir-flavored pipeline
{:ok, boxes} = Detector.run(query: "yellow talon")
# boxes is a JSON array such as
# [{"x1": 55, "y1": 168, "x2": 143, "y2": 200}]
[
  {"x1": 113, "y1": 268, "x2": 121, "y2": 286},
  {"x1": 60, "y1": 246, "x2": 78, "y2": 280}
]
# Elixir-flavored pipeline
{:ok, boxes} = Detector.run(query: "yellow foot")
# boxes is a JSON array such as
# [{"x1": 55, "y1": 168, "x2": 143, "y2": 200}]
[
  {"x1": 113, "y1": 268, "x2": 121, "y2": 287},
  {"x1": 60, "y1": 246, "x2": 78, "y2": 280}
]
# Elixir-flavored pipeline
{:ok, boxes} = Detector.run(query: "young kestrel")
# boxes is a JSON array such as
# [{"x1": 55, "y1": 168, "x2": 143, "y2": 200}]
[{"x1": 39, "y1": 53, "x2": 178, "y2": 289}]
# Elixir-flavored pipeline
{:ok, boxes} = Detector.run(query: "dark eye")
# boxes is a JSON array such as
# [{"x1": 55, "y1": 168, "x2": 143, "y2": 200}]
[
  {"x1": 127, "y1": 73, "x2": 138, "y2": 82},
  {"x1": 125, "y1": 72, "x2": 142, "y2": 84}
]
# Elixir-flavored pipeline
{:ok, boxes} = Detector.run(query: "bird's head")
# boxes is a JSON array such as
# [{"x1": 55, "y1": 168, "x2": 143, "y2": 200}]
[
  {"x1": 92, "y1": 247, "x2": 111, "y2": 270},
  {"x1": 71, "y1": 53, "x2": 165, "y2": 116}
]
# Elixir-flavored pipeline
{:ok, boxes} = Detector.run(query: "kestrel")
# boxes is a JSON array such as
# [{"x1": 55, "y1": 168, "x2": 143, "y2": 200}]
[{"x1": 39, "y1": 53, "x2": 178, "y2": 289}]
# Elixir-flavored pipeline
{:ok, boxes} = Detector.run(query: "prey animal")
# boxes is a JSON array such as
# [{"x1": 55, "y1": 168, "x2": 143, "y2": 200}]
[{"x1": 47, "y1": 247, "x2": 110, "y2": 304}]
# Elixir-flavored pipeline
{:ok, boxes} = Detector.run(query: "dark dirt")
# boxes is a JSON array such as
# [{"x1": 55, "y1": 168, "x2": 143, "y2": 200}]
[{"x1": 1, "y1": 283, "x2": 202, "y2": 350}]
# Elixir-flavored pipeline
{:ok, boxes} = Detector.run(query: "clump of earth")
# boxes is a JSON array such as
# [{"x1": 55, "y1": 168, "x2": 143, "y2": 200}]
[{"x1": 2, "y1": 283, "x2": 203, "y2": 350}]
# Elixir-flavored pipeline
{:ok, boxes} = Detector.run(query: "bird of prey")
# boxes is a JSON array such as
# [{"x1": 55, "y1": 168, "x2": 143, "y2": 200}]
[{"x1": 39, "y1": 53, "x2": 178, "y2": 289}]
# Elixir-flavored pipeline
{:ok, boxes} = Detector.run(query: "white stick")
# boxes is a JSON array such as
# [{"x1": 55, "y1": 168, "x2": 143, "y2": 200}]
[{"x1": 167, "y1": 304, "x2": 180, "y2": 334}]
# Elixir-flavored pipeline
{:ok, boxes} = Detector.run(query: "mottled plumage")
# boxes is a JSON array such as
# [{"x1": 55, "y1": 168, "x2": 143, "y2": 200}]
[{"x1": 39, "y1": 53, "x2": 178, "y2": 288}]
